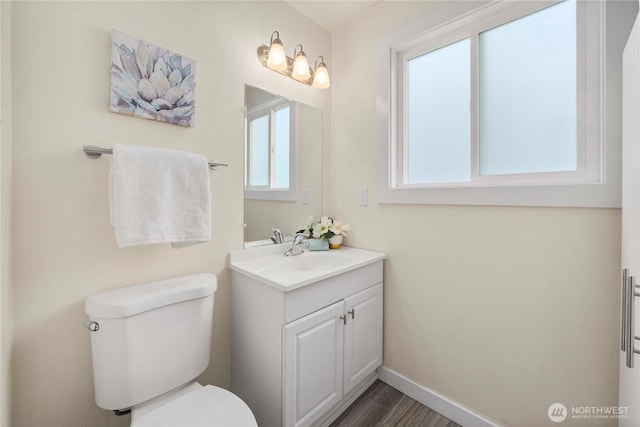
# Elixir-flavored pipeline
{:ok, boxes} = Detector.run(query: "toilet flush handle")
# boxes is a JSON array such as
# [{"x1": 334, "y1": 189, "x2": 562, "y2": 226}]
[{"x1": 82, "y1": 320, "x2": 100, "y2": 332}]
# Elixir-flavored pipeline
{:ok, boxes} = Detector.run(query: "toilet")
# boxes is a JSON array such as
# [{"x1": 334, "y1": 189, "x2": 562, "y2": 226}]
[{"x1": 85, "y1": 273, "x2": 257, "y2": 426}]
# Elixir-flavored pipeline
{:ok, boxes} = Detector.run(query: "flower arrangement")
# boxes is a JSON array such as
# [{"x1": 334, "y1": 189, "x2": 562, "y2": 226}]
[{"x1": 298, "y1": 216, "x2": 351, "y2": 240}]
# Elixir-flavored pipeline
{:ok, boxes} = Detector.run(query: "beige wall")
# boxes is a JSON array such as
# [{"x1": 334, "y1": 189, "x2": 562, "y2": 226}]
[
  {"x1": 9, "y1": 2, "x2": 329, "y2": 426},
  {"x1": 1, "y1": 1, "x2": 13, "y2": 425},
  {"x1": 331, "y1": 1, "x2": 632, "y2": 426}
]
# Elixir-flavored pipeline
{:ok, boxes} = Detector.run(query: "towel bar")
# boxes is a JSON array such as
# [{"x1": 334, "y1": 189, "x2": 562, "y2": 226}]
[{"x1": 83, "y1": 145, "x2": 229, "y2": 170}]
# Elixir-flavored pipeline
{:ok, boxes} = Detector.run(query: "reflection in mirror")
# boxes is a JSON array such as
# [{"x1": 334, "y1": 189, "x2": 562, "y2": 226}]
[{"x1": 244, "y1": 85, "x2": 322, "y2": 246}]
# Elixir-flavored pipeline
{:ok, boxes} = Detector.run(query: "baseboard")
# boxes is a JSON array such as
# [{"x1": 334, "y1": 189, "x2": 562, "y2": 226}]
[{"x1": 377, "y1": 366, "x2": 498, "y2": 427}]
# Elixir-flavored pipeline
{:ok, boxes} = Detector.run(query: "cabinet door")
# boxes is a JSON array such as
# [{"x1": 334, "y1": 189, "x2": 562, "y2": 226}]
[
  {"x1": 343, "y1": 283, "x2": 383, "y2": 395},
  {"x1": 283, "y1": 301, "x2": 344, "y2": 427}
]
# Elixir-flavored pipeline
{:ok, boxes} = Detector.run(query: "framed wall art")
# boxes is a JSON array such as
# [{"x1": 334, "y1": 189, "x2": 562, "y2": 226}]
[{"x1": 110, "y1": 30, "x2": 196, "y2": 127}]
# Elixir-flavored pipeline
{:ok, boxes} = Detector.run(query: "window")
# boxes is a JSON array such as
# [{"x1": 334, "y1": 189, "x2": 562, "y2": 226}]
[
  {"x1": 378, "y1": 0, "x2": 615, "y2": 207},
  {"x1": 248, "y1": 114, "x2": 270, "y2": 186},
  {"x1": 246, "y1": 99, "x2": 296, "y2": 201},
  {"x1": 478, "y1": 1, "x2": 577, "y2": 177},
  {"x1": 405, "y1": 38, "x2": 470, "y2": 184}
]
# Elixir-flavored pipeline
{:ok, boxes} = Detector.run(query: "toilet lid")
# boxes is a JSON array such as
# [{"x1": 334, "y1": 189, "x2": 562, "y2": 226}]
[{"x1": 132, "y1": 385, "x2": 258, "y2": 427}]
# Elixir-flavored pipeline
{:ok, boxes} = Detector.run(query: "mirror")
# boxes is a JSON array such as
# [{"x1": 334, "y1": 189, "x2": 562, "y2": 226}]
[{"x1": 244, "y1": 85, "x2": 323, "y2": 245}]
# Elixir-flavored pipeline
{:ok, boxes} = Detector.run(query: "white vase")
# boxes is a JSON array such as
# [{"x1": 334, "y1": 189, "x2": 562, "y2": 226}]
[{"x1": 328, "y1": 234, "x2": 343, "y2": 249}]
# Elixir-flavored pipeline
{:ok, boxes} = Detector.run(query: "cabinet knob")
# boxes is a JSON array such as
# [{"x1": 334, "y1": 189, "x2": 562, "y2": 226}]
[
  {"x1": 348, "y1": 309, "x2": 355, "y2": 319},
  {"x1": 339, "y1": 315, "x2": 347, "y2": 325}
]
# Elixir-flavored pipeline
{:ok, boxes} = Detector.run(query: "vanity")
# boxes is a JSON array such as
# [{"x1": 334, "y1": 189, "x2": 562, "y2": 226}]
[{"x1": 229, "y1": 244, "x2": 386, "y2": 427}]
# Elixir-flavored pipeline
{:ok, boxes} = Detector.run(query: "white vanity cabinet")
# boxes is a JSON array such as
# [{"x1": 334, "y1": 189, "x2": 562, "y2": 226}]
[
  {"x1": 229, "y1": 246, "x2": 385, "y2": 427},
  {"x1": 283, "y1": 283, "x2": 383, "y2": 427}
]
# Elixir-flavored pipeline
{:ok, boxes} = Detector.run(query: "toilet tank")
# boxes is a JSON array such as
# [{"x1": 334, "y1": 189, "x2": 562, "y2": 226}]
[{"x1": 85, "y1": 273, "x2": 217, "y2": 410}]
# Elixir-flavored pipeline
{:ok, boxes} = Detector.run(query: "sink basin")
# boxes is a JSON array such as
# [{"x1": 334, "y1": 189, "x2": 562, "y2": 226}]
[{"x1": 229, "y1": 245, "x2": 386, "y2": 291}]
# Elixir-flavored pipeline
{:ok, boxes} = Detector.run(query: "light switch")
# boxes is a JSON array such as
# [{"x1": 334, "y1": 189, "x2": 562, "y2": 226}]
[
  {"x1": 358, "y1": 187, "x2": 368, "y2": 206},
  {"x1": 302, "y1": 189, "x2": 309, "y2": 204}
]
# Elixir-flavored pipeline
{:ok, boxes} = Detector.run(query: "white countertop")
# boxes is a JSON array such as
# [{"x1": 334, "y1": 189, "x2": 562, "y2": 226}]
[{"x1": 229, "y1": 244, "x2": 387, "y2": 291}]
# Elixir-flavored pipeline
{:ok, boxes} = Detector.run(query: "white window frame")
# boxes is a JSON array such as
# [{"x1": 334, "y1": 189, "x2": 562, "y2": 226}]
[
  {"x1": 245, "y1": 98, "x2": 297, "y2": 201},
  {"x1": 377, "y1": 0, "x2": 615, "y2": 207}
]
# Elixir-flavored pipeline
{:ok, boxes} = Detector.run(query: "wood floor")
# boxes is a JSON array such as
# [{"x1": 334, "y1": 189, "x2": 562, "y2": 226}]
[{"x1": 330, "y1": 380, "x2": 461, "y2": 427}]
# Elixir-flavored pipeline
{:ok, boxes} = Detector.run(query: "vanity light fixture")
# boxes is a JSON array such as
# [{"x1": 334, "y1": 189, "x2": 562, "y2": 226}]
[
  {"x1": 257, "y1": 31, "x2": 330, "y2": 89},
  {"x1": 291, "y1": 44, "x2": 311, "y2": 81},
  {"x1": 266, "y1": 31, "x2": 287, "y2": 72},
  {"x1": 312, "y1": 56, "x2": 330, "y2": 89}
]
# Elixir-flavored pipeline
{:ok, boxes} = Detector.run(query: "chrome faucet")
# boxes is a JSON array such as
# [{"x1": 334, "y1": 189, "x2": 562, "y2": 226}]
[
  {"x1": 284, "y1": 233, "x2": 309, "y2": 257},
  {"x1": 271, "y1": 228, "x2": 284, "y2": 244}
]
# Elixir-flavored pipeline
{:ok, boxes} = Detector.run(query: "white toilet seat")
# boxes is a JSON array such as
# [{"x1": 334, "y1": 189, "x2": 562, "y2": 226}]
[{"x1": 131, "y1": 385, "x2": 257, "y2": 427}]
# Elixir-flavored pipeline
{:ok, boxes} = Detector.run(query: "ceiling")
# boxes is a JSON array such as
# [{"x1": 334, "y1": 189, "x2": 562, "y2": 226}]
[{"x1": 286, "y1": 1, "x2": 386, "y2": 33}]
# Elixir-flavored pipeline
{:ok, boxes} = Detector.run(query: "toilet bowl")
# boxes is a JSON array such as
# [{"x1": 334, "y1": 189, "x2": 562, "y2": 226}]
[
  {"x1": 131, "y1": 382, "x2": 256, "y2": 427},
  {"x1": 85, "y1": 274, "x2": 256, "y2": 427}
]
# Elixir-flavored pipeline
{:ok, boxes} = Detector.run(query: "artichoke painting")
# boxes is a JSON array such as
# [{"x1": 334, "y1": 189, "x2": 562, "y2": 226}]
[{"x1": 110, "y1": 30, "x2": 196, "y2": 127}]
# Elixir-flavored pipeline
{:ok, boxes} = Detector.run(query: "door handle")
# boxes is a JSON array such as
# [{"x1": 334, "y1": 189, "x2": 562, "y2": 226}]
[
  {"x1": 627, "y1": 274, "x2": 635, "y2": 368},
  {"x1": 625, "y1": 273, "x2": 640, "y2": 368},
  {"x1": 622, "y1": 268, "x2": 628, "y2": 352}
]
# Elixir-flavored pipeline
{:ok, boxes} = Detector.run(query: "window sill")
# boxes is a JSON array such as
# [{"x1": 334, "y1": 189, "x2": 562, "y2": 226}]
[{"x1": 376, "y1": 180, "x2": 619, "y2": 208}]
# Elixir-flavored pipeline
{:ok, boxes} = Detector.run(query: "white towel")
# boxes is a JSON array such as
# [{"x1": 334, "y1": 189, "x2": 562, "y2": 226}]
[{"x1": 109, "y1": 143, "x2": 211, "y2": 248}]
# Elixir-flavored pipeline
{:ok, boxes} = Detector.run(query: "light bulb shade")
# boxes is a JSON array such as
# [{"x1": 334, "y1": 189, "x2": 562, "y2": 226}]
[
  {"x1": 312, "y1": 64, "x2": 330, "y2": 89},
  {"x1": 292, "y1": 52, "x2": 311, "y2": 81},
  {"x1": 267, "y1": 40, "x2": 287, "y2": 71}
]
